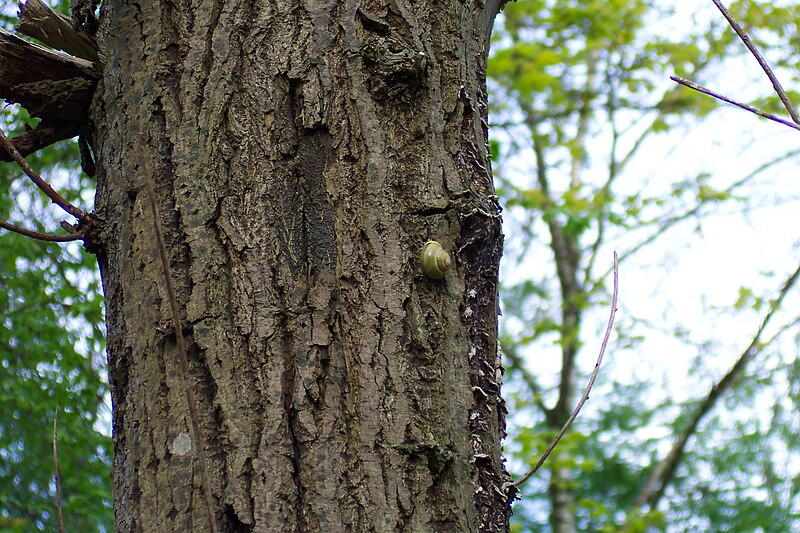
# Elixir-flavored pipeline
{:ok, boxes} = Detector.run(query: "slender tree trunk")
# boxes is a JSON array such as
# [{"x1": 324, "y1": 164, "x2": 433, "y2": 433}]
[
  {"x1": 546, "y1": 265, "x2": 581, "y2": 533},
  {"x1": 529, "y1": 102, "x2": 582, "y2": 533},
  {"x1": 91, "y1": 1, "x2": 509, "y2": 531}
]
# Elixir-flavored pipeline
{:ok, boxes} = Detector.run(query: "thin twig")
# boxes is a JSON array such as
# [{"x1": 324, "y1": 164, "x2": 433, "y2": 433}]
[
  {"x1": 670, "y1": 76, "x2": 800, "y2": 133},
  {"x1": 711, "y1": 0, "x2": 800, "y2": 124},
  {"x1": 53, "y1": 406, "x2": 65, "y2": 533},
  {"x1": 509, "y1": 251, "x2": 618, "y2": 497},
  {"x1": 0, "y1": 126, "x2": 86, "y2": 220},
  {"x1": 142, "y1": 156, "x2": 218, "y2": 533},
  {"x1": 0, "y1": 218, "x2": 83, "y2": 242}
]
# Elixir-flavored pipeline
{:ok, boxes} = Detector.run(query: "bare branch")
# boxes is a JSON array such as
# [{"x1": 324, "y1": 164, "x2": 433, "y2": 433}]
[
  {"x1": 16, "y1": 0, "x2": 99, "y2": 64},
  {"x1": 508, "y1": 252, "x2": 618, "y2": 499},
  {"x1": 0, "y1": 218, "x2": 83, "y2": 242},
  {"x1": 503, "y1": 345, "x2": 551, "y2": 417},
  {"x1": 0, "y1": 126, "x2": 87, "y2": 220},
  {"x1": 627, "y1": 258, "x2": 800, "y2": 520},
  {"x1": 670, "y1": 76, "x2": 800, "y2": 132},
  {"x1": 52, "y1": 406, "x2": 65, "y2": 533},
  {"x1": 711, "y1": 0, "x2": 800, "y2": 124}
]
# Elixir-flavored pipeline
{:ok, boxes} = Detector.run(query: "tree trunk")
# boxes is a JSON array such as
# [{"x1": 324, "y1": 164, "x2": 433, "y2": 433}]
[{"x1": 91, "y1": 1, "x2": 509, "y2": 531}]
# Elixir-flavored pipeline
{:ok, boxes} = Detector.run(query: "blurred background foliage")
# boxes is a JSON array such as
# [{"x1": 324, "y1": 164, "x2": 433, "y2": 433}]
[
  {"x1": 0, "y1": 1, "x2": 111, "y2": 531},
  {"x1": 2, "y1": 0, "x2": 800, "y2": 532},
  {"x1": 490, "y1": 1, "x2": 800, "y2": 531}
]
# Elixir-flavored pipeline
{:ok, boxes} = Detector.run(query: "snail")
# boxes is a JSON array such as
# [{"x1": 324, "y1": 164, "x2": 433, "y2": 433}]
[{"x1": 420, "y1": 240, "x2": 451, "y2": 280}]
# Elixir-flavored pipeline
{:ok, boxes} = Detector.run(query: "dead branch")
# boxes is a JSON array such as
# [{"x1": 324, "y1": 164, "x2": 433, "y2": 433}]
[
  {"x1": 0, "y1": 27, "x2": 98, "y2": 161},
  {"x1": 0, "y1": 9, "x2": 102, "y2": 247},
  {"x1": 0, "y1": 126, "x2": 86, "y2": 220},
  {"x1": 16, "y1": 0, "x2": 100, "y2": 64},
  {"x1": 10, "y1": 77, "x2": 95, "y2": 122},
  {"x1": 0, "y1": 28, "x2": 94, "y2": 86},
  {"x1": 671, "y1": 2, "x2": 800, "y2": 134},
  {"x1": 644, "y1": 4, "x2": 800, "y2": 516},
  {"x1": 0, "y1": 218, "x2": 83, "y2": 242},
  {"x1": 0, "y1": 121, "x2": 85, "y2": 161},
  {"x1": 670, "y1": 76, "x2": 800, "y2": 132},
  {"x1": 507, "y1": 251, "x2": 619, "y2": 501}
]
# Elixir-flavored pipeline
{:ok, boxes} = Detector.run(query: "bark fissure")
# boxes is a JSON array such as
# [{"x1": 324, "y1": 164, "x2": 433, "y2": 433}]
[{"x1": 284, "y1": 335, "x2": 306, "y2": 528}]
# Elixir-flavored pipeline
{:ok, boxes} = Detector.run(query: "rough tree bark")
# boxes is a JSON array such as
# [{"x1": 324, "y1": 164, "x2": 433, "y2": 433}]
[{"x1": 89, "y1": 0, "x2": 510, "y2": 531}]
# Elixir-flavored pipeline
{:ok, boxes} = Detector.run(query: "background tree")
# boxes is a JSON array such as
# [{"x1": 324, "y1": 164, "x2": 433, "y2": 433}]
[
  {"x1": 489, "y1": 1, "x2": 800, "y2": 531},
  {"x1": 0, "y1": 151, "x2": 110, "y2": 531}
]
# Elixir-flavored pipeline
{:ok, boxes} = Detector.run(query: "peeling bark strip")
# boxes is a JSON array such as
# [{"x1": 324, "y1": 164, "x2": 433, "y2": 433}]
[{"x1": 92, "y1": 1, "x2": 509, "y2": 531}]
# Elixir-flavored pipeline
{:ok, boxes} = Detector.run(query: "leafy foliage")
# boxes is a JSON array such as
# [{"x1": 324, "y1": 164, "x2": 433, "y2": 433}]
[
  {"x1": 0, "y1": 1, "x2": 111, "y2": 526},
  {"x1": 489, "y1": 0, "x2": 800, "y2": 531},
  {"x1": 0, "y1": 128, "x2": 111, "y2": 530}
]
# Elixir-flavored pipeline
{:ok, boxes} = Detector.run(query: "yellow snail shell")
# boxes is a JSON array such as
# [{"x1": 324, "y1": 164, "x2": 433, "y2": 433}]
[{"x1": 420, "y1": 240, "x2": 451, "y2": 280}]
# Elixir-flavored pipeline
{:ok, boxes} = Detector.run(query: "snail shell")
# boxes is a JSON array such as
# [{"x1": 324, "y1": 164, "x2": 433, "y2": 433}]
[{"x1": 420, "y1": 240, "x2": 451, "y2": 280}]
